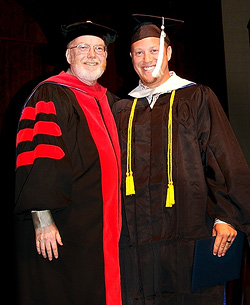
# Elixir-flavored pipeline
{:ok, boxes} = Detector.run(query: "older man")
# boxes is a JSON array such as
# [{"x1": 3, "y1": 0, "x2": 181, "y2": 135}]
[
  {"x1": 113, "y1": 14, "x2": 250, "y2": 305},
  {"x1": 15, "y1": 21, "x2": 121, "y2": 305}
]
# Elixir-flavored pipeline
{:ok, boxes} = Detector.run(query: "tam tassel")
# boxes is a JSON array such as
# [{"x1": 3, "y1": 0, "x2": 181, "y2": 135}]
[{"x1": 152, "y1": 17, "x2": 166, "y2": 78}]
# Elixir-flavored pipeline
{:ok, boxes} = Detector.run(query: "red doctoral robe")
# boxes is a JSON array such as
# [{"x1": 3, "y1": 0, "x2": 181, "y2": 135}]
[{"x1": 15, "y1": 71, "x2": 122, "y2": 305}]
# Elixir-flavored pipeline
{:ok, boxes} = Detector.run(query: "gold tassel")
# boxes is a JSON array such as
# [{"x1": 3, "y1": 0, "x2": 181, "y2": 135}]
[
  {"x1": 166, "y1": 182, "x2": 175, "y2": 207},
  {"x1": 166, "y1": 90, "x2": 176, "y2": 207},
  {"x1": 126, "y1": 98, "x2": 138, "y2": 196},
  {"x1": 126, "y1": 172, "x2": 135, "y2": 196}
]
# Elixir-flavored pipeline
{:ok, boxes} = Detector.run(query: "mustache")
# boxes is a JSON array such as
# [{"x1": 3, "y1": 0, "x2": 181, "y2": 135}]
[{"x1": 83, "y1": 59, "x2": 100, "y2": 64}]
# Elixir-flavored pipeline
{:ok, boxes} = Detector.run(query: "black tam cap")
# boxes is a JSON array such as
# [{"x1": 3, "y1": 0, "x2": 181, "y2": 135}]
[
  {"x1": 61, "y1": 21, "x2": 117, "y2": 46},
  {"x1": 131, "y1": 14, "x2": 184, "y2": 44}
]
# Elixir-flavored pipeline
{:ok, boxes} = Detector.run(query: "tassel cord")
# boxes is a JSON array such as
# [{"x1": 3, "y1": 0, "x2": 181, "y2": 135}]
[
  {"x1": 126, "y1": 98, "x2": 137, "y2": 195},
  {"x1": 152, "y1": 24, "x2": 166, "y2": 78},
  {"x1": 166, "y1": 90, "x2": 176, "y2": 207},
  {"x1": 125, "y1": 91, "x2": 176, "y2": 206}
]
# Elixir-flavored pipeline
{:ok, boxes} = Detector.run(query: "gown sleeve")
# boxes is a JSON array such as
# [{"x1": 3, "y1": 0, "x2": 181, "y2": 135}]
[
  {"x1": 15, "y1": 83, "x2": 74, "y2": 219},
  {"x1": 196, "y1": 86, "x2": 250, "y2": 243}
]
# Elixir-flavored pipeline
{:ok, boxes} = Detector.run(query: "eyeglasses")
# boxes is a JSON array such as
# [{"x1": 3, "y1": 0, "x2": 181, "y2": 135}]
[{"x1": 69, "y1": 43, "x2": 107, "y2": 55}]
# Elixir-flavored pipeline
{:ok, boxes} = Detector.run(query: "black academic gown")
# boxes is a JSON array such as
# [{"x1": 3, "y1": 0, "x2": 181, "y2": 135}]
[
  {"x1": 113, "y1": 84, "x2": 250, "y2": 305},
  {"x1": 14, "y1": 72, "x2": 122, "y2": 305}
]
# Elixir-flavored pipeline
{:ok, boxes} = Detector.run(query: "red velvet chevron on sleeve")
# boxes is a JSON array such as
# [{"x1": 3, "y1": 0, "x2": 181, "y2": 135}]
[{"x1": 16, "y1": 100, "x2": 65, "y2": 169}]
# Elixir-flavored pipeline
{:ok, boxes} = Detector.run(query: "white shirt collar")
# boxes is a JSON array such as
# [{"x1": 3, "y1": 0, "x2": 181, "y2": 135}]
[{"x1": 128, "y1": 71, "x2": 195, "y2": 99}]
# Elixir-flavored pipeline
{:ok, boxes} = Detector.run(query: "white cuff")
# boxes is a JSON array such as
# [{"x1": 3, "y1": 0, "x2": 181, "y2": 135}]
[
  {"x1": 31, "y1": 210, "x2": 54, "y2": 228},
  {"x1": 214, "y1": 218, "x2": 235, "y2": 229}
]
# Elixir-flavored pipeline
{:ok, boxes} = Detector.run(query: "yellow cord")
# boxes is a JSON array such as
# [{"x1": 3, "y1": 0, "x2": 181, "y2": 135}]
[
  {"x1": 125, "y1": 91, "x2": 176, "y2": 207},
  {"x1": 166, "y1": 90, "x2": 176, "y2": 207},
  {"x1": 126, "y1": 98, "x2": 137, "y2": 196}
]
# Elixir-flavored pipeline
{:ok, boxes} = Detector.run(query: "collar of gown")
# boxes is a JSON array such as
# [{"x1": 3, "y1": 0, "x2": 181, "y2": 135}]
[
  {"x1": 128, "y1": 71, "x2": 195, "y2": 98},
  {"x1": 43, "y1": 71, "x2": 107, "y2": 101}
]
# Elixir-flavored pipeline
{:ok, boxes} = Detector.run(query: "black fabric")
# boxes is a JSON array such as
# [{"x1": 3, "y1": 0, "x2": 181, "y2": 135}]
[
  {"x1": 191, "y1": 231, "x2": 244, "y2": 291},
  {"x1": 131, "y1": 14, "x2": 184, "y2": 44},
  {"x1": 106, "y1": 90, "x2": 120, "y2": 108},
  {"x1": 113, "y1": 84, "x2": 250, "y2": 305},
  {"x1": 131, "y1": 24, "x2": 170, "y2": 45},
  {"x1": 61, "y1": 21, "x2": 117, "y2": 46}
]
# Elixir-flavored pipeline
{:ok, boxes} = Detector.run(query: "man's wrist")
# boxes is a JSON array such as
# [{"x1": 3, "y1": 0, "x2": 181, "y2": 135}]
[
  {"x1": 214, "y1": 218, "x2": 235, "y2": 229},
  {"x1": 31, "y1": 210, "x2": 54, "y2": 228}
]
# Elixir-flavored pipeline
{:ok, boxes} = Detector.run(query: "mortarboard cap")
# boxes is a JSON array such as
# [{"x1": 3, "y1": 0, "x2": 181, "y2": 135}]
[
  {"x1": 61, "y1": 21, "x2": 117, "y2": 46},
  {"x1": 131, "y1": 14, "x2": 184, "y2": 45}
]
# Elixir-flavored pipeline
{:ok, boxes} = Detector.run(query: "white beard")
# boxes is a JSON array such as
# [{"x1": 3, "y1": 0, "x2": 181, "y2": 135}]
[{"x1": 70, "y1": 62, "x2": 106, "y2": 85}]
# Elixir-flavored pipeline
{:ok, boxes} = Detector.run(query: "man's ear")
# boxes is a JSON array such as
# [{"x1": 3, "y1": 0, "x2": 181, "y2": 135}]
[
  {"x1": 167, "y1": 45, "x2": 172, "y2": 61},
  {"x1": 66, "y1": 49, "x2": 72, "y2": 65}
]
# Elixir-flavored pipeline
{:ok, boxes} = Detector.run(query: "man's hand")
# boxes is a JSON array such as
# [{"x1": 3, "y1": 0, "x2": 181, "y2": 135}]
[
  {"x1": 212, "y1": 223, "x2": 237, "y2": 257},
  {"x1": 35, "y1": 223, "x2": 63, "y2": 261}
]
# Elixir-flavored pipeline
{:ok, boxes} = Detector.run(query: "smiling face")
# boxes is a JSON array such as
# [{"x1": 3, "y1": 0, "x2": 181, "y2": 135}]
[
  {"x1": 130, "y1": 37, "x2": 172, "y2": 88},
  {"x1": 66, "y1": 35, "x2": 107, "y2": 86}
]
